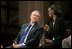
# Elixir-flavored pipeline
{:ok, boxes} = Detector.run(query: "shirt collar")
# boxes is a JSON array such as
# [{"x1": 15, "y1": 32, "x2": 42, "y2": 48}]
[{"x1": 29, "y1": 23, "x2": 35, "y2": 26}]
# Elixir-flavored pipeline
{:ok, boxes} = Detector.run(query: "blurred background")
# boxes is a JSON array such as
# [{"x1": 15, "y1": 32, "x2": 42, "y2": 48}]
[{"x1": 1, "y1": 1, "x2": 71, "y2": 47}]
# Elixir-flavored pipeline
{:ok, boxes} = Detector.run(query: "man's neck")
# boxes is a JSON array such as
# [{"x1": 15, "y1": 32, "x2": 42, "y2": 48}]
[{"x1": 30, "y1": 21, "x2": 35, "y2": 26}]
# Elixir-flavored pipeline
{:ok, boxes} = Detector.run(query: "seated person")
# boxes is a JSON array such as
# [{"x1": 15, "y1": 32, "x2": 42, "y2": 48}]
[
  {"x1": 6, "y1": 10, "x2": 43, "y2": 48},
  {"x1": 62, "y1": 26, "x2": 71, "y2": 48},
  {"x1": 43, "y1": 4, "x2": 65, "y2": 48}
]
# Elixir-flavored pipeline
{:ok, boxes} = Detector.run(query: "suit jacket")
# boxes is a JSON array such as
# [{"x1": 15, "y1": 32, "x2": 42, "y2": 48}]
[
  {"x1": 14, "y1": 23, "x2": 43, "y2": 47},
  {"x1": 48, "y1": 17, "x2": 65, "y2": 43}
]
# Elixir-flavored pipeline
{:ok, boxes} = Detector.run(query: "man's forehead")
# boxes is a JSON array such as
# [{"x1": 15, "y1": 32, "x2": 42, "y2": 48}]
[
  {"x1": 48, "y1": 7, "x2": 52, "y2": 11},
  {"x1": 31, "y1": 11, "x2": 40, "y2": 15}
]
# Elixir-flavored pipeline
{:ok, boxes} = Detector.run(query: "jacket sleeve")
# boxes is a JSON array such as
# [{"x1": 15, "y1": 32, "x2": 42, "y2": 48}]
[{"x1": 13, "y1": 24, "x2": 26, "y2": 43}]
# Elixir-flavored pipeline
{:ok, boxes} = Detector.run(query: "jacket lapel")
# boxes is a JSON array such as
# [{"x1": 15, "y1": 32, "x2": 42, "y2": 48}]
[{"x1": 26, "y1": 24, "x2": 37, "y2": 40}]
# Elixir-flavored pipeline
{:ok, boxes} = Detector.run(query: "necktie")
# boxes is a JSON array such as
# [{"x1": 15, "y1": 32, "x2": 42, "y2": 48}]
[{"x1": 19, "y1": 24, "x2": 31, "y2": 44}]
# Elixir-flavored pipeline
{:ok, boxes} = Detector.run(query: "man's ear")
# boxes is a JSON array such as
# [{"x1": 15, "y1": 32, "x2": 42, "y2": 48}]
[{"x1": 30, "y1": 15, "x2": 31, "y2": 19}]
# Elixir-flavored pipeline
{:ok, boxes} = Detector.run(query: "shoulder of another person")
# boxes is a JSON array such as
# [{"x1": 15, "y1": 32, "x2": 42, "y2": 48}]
[
  {"x1": 58, "y1": 17, "x2": 63, "y2": 21},
  {"x1": 57, "y1": 17, "x2": 64, "y2": 23}
]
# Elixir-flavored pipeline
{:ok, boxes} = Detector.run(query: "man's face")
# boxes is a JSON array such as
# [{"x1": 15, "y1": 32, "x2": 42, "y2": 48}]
[
  {"x1": 66, "y1": 29, "x2": 71, "y2": 36},
  {"x1": 30, "y1": 11, "x2": 41, "y2": 23},
  {"x1": 48, "y1": 7, "x2": 54, "y2": 18}
]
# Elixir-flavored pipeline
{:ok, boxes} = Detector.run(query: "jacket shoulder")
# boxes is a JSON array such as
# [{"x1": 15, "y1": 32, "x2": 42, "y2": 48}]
[{"x1": 21, "y1": 24, "x2": 28, "y2": 28}]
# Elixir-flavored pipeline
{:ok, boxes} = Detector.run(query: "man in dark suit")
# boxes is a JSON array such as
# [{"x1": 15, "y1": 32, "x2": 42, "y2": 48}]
[
  {"x1": 44, "y1": 4, "x2": 65, "y2": 48},
  {"x1": 6, "y1": 10, "x2": 43, "y2": 48}
]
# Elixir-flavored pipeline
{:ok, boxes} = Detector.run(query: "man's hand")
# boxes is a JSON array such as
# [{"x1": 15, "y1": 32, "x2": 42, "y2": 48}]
[
  {"x1": 12, "y1": 43, "x2": 21, "y2": 48},
  {"x1": 13, "y1": 44, "x2": 20, "y2": 48},
  {"x1": 12, "y1": 42, "x2": 20, "y2": 48},
  {"x1": 12, "y1": 42, "x2": 26, "y2": 48},
  {"x1": 45, "y1": 39, "x2": 53, "y2": 44},
  {"x1": 44, "y1": 24, "x2": 49, "y2": 32}
]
